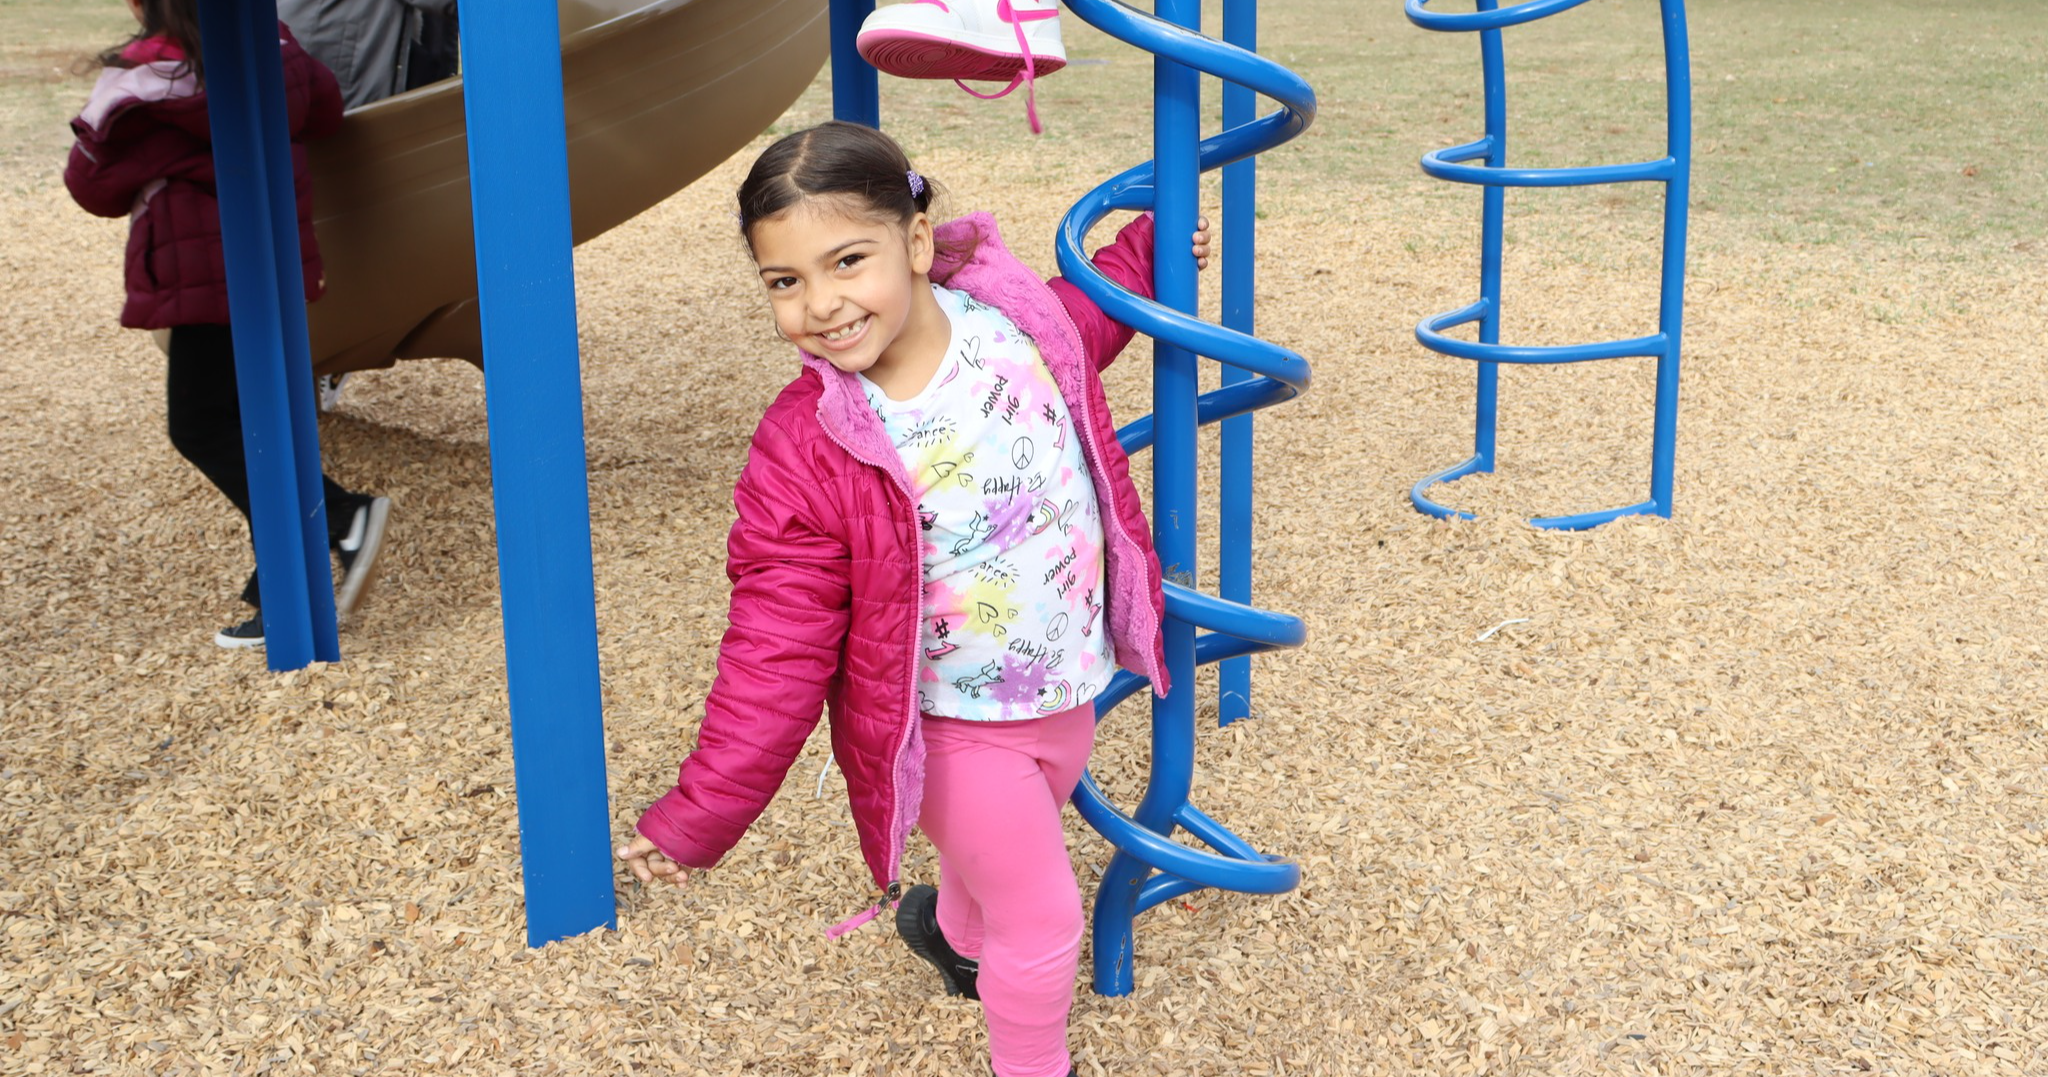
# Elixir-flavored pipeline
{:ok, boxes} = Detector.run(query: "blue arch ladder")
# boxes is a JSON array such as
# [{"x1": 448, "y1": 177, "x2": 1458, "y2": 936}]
[
  {"x1": 1405, "y1": 0, "x2": 1692, "y2": 531},
  {"x1": 831, "y1": 0, "x2": 1316, "y2": 995}
]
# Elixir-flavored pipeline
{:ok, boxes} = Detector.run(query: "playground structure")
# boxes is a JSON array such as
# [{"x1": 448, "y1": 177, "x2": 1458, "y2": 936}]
[
  {"x1": 1405, "y1": 0, "x2": 1692, "y2": 530},
  {"x1": 1049, "y1": 0, "x2": 1313, "y2": 996},
  {"x1": 197, "y1": 0, "x2": 1684, "y2": 992},
  {"x1": 304, "y1": 0, "x2": 823, "y2": 374},
  {"x1": 42, "y1": 3, "x2": 2048, "y2": 1071},
  {"x1": 191, "y1": 0, "x2": 832, "y2": 944}
]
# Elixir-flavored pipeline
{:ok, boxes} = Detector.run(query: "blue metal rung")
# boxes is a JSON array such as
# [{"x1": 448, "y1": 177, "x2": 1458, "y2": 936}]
[
  {"x1": 1418, "y1": 300, "x2": 1669, "y2": 364},
  {"x1": 1406, "y1": 0, "x2": 1693, "y2": 531},
  {"x1": 1406, "y1": 0, "x2": 1598, "y2": 32},
  {"x1": 1422, "y1": 139, "x2": 1678, "y2": 187}
]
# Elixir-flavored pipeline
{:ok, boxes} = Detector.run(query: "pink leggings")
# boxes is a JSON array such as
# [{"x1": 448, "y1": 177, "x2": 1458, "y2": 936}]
[{"x1": 918, "y1": 703, "x2": 1096, "y2": 1077}]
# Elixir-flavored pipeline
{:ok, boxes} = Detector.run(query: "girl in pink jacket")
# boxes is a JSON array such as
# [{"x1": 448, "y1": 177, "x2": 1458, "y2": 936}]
[{"x1": 617, "y1": 121, "x2": 1206, "y2": 1077}]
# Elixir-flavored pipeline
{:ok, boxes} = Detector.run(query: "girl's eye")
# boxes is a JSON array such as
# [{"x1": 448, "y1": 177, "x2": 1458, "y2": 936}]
[
  {"x1": 837, "y1": 253, "x2": 865, "y2": 271},
  {"x1": 768, "y1": 276, "x2": 798, "y2": 291}
]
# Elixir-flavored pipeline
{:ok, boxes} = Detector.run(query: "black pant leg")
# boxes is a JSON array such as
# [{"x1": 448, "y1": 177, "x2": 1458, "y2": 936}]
[
  {"x1": 166, "y1": 324, "x2": 254, "y2": 517},
  {"x1": 165, "y1": 325, "x2": 359, "y2": 609}
]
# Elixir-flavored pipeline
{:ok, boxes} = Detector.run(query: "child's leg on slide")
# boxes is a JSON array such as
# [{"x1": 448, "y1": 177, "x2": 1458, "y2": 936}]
[{"x1": 920, "y1": 704, "x2": 1097, "y2": 1077}]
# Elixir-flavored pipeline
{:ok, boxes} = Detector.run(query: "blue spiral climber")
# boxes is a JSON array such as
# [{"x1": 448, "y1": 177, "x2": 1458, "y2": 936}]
[
  {"x1": 1406, "y1": 0, "x2": 1692, "y2": 531},
  {"x1": 1053, "y1": 0, "x2": 1316, "y2": 996}
]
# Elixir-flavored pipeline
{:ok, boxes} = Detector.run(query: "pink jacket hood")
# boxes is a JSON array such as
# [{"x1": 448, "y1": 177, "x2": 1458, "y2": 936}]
[{"x1": 637, "y1": 212, "x2": 1169, "y2": 911}]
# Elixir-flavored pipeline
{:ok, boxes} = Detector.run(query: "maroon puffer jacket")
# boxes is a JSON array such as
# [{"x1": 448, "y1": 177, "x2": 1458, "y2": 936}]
[
  {"x1": 64, "y1": 27, "x2": 342, "y2": 330},
  {"x1": 637, "y1": 213, "x2": 1171, "y2": 909}
]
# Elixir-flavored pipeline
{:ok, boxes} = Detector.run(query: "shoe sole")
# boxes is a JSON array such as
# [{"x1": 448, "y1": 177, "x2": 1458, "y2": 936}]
[
  {"x1": 859, "y1": 30, "x2": 1067, "y2": 82},
  {"x1": 213, "y1": 629, "x2": 265, "y2": 650},
  {"x1": 336, "y1": 497, "x2": 391, "y2": 623},
  {"x1": 894, "y1": 885, "x2": 977, "y2": 999}
]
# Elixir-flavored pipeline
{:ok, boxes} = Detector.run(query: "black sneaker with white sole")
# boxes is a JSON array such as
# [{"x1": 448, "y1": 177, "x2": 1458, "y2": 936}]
[
  {"x1": 895, "y1": 883, "x2": 981, "y2": 1001},
  {"x1": 214, "y1": 613, "x2": 265, "y2": 649},
  {"x1": 334, "y1": 495, "x2": 391, "y2": 621}
]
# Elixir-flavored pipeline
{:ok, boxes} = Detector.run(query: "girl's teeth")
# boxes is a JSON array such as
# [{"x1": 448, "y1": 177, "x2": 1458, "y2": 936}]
[{"x1": 823, "y1": 317, "x2": 864, "y2": 341}]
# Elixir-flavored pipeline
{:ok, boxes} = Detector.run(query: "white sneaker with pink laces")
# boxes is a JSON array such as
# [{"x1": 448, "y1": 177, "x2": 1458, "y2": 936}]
[{"x1": 857, "y1": 0, "x2": 1067, "y2": 131}]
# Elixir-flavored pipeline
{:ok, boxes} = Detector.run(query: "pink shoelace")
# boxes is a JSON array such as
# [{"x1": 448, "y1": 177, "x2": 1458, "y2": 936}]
[{"x1": 913, "y1": 0, "x2": 1055, "y2": 134}]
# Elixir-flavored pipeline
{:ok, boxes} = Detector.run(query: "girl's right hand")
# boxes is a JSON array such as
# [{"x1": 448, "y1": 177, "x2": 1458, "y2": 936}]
[{"x1": 617, "y1": 835, "x2": 693, "y2": 889}]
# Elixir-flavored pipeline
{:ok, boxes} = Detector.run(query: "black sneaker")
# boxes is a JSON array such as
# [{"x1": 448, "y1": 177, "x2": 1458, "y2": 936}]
[
  {"x1": 214, "y1": 613, "x2": 265, "y2": 649},
  {"x1": 895, "y1": 883, "x2": 980, "y2": 1000},
  {"x1": 334, "y1": 495, "x2": 391, "y2": 621}
]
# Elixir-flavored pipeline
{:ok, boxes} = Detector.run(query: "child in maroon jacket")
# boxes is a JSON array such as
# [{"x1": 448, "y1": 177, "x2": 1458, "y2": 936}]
[{"x1": 66, "y1": 0, "x2": 390, "y2": 649}]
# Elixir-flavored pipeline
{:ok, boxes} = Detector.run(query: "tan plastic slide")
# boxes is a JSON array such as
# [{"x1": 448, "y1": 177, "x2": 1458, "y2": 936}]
[{"x1": 305, "y1": 0, "x2": 827, "y2": 375}]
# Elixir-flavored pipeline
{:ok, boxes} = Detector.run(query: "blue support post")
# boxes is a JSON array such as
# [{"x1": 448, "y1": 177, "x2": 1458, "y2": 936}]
[
  {"x1": 1405, "y1": 0, "x2": 1692, "y2": 530},
  {"x1": 1216, "y1": 0, "x2": 1256, "y2": 726},
  {"x1": 194, "y1": 0, "x2": 338, "y2": 671},
  {"x1": 1080, "y1": 0, "x2": 1206, "y2": 998},
  {"x1": 456, "y1": 0, "x2": 618, "y2": 946},
  {"x1": 830, "y1": 0, "x2": 880, "y2": 126},
  {"x1": 1650, "y1": 0, "x2": 1692, "y2": 513}
]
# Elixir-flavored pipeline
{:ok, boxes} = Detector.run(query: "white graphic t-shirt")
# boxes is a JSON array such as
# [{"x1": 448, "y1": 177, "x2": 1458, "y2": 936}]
[{"x1": 859, "y1": 285, "x2": 1113, "y2": 721}]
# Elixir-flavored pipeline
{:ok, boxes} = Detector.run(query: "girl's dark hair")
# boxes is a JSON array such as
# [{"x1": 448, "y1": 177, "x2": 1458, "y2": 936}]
[
  {"x1": 96, "y1": 0, "x2": 205, "y2": 86},
  {"x1": 736, "y1": 121, "x2": 937, "y2": 245}
]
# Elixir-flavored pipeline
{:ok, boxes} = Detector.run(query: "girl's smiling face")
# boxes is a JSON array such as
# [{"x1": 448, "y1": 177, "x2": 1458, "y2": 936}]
[{"x1": 750, "y1": 197, "x2": 947, "y2": 392}]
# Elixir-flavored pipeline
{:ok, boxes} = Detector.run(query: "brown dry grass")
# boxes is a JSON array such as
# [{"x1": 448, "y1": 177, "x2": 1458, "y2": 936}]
[{"x1": 5, "y1": 7, "x2": 2048, "y2": 1077}]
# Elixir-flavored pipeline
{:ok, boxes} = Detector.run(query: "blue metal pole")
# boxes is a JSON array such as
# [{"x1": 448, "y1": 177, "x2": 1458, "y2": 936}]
[
  {"x1": 245, "y1": 0, "x2": 340, "y2": 661},
  {"x1": 1216, "y1": 0, "x2": 1255, "y2": 728},
  {"x1": 1090, "y1": 0, "x2": 1203, "y2": 998},
  {"x1": 1474, "y1": 0, "x2": 1505, "y2": 474},
  {"x1": 194, "y1": 0, "x2": 335, "y2": 670},
  {"x1": 830, "y1": 0, "x2": 880, "y2": 126},
  {"x1": 1650, "y1": 0, "x2": 1692, "y2": 514},
  {"x1": 455, "y1": 0, "x2": 618, "y2": 946}
]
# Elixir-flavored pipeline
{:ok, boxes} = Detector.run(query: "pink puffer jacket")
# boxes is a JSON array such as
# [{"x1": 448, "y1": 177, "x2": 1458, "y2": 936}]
[{"x1": 637, "y1": 212, "x2": 1170, "y2": 906}]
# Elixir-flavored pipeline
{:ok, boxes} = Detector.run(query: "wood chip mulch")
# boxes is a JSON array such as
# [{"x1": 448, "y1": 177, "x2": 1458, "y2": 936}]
[{"x1": 3, "y1": 100, "x2": 2045, "y2": 1077}]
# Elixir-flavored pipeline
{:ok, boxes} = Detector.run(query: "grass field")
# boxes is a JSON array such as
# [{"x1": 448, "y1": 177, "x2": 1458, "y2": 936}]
[{"x1": 3, "y1": 2, "x2": 2046, "y2": 1076}]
